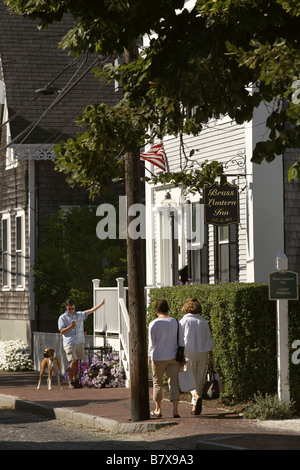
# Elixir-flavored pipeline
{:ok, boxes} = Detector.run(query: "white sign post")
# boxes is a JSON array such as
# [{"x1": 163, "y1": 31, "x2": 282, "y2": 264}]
[{"x1": 275, "y1": 252, "x2": 290, "y2": 404}]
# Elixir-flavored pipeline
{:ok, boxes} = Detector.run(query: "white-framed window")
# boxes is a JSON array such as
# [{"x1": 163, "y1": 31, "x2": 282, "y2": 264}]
[
  {"x1": 0, "y1": 78, "x2": 17, "y2": 169},
  {"x1": 1, "y1": 212, "x2": 11, "y2": 290},
  {"x1": 189, "y1": 201, "x2": 204, "y2": 250},
  {"x1": 0, "y1": 79, "x2": 5, "y2": 125},
  {"x1": 218, "y1": 225, "x2": 230, "y2": 281},
  {"x1": 15, "y1": 210, "x2": 25, "y2": 289}
]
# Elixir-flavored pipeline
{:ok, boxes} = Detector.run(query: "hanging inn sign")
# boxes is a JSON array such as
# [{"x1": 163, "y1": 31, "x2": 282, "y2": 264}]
[{"x1": 204, "y1": 183, "x2": 240, "y2": 226}]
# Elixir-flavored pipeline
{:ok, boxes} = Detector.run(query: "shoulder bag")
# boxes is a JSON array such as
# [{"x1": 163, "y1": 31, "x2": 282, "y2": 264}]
[
  {"x1": 175, "y1": 319, "x2": 185, "y2": 363},
  {"x1": 202, "y1": 366, "x2": 220, "y2": 399}
]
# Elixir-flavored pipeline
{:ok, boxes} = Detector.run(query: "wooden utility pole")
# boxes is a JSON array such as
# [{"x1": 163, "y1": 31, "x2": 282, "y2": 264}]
[{"x1": 124, "y1": 44, "x2": 150, "y2": 422}]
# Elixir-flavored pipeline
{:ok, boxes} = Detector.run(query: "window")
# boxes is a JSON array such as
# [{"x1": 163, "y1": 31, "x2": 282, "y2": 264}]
[
  {"x1": 1, "y1": 213, "x2": 11, "y2": 289},
  {"x1": 0, "y1": 80, "x2": 4, "y2": 125},
  {"x1": 215, "y1": 224, "x2": 239, "y2": 282},
  {"x1": 187, "y1": 201, "x2": 208, "y2": 284},
  {"x1": 15, "y1": 210, "x2": 25, "y2": 289},
  {"x1": 218, "y1": 226, "x2": 230, "y2": 282},
  {"x1": 0, "y1": 79, "x2": 17, "y2": 169}
]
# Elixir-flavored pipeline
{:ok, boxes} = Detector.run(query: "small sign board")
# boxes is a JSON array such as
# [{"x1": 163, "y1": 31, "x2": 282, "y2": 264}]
[
  {"x1": 204, "y1": 183, "x2": 239, "y2": 226},
  {"x1": 269, "y1": 270, "x2": 299, "y2": 300}
]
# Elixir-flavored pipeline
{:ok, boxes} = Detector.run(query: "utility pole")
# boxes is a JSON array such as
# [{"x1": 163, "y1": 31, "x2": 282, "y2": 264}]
[{"x1": 124, "y1": 44, "x2": 150, "y2": 422}]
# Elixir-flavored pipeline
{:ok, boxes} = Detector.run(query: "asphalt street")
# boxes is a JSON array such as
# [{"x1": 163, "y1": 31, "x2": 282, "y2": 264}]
[
  {"x1": 0, "y1": 408, "x2": 182, "y2": 451},
  {"x1": 1, "y1": 371, "x2": 300, "y2": 452}
]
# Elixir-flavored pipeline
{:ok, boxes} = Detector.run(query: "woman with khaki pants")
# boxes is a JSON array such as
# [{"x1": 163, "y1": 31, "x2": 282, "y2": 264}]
[
  {"x1": 180, "y1": 298, "x2": 215, "y2": 415},
  {"x1": 148, "y1": 298, "x2": 184, "y2": 418}
]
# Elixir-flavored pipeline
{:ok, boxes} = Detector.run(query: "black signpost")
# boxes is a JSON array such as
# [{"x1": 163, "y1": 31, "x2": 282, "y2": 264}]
[
  {"x1": 204, "y1": 182, "x2": 239, "y2": 226},
  {"x1": 269, "y1": 270, "x2": 299, "y2": 301}
]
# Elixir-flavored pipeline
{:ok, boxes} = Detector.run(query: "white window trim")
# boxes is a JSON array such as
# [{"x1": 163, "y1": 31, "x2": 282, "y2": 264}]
[
  {"x1": 0, "y1": 80, "x2": 17, "y2": 169},
  {"x1": 1, "y1": 212, "x2": 11, "y2": 290},
  {"x1": 15, "y1": 209, "x2": 26, "y2": 290}
]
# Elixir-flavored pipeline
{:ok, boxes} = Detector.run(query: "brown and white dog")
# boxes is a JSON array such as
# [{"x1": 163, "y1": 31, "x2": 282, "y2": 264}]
[{"x1": 37, "y1": 348, "x2": 62, "y2": 390}]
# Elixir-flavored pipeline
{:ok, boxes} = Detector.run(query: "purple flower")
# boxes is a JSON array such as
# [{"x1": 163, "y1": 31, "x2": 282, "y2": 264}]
[{"x1": 64, "y1": 352, "x2": 125, "y2": 389}]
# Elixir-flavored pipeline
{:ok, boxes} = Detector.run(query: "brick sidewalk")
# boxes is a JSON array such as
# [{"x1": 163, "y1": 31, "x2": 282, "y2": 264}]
[{"x1": 0, "y1": 371, "x2": 299, "y2": 450}]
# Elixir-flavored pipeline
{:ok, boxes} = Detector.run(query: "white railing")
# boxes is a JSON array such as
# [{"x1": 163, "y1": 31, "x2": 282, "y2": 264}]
[{"x1": 93, "y1": 278, "x2": 130, "y2": 386}]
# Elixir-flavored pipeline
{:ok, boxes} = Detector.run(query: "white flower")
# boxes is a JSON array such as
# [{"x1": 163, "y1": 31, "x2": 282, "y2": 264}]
[{"x1": 0, "y1": 340, "x2": 34, "y2": 371}]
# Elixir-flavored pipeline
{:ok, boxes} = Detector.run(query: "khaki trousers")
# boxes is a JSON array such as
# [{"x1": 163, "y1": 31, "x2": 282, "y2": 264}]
[
  {"x1": 185, "y1": 351, "x2": 208, "y2": 405},
  {"x1": 151, "y1": 358, "x2": 180, "y2": 402}
]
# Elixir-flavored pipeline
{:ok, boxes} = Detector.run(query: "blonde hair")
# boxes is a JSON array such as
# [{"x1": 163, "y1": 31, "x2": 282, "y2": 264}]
[{"x1": 182, "y1": 298, "x2": 202, "y2": 315}]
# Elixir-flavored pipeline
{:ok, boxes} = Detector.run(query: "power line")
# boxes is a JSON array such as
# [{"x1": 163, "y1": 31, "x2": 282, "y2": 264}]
[
  {"x1": 0, "y1": 55, "x2": 101, "y2": 155},
  {"x1": 0, "y1": 55, "x2": 82, "y2": 132}
]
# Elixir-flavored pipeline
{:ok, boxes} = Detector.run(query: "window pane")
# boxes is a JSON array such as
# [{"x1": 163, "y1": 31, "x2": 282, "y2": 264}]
[
  {"x1": 16, "y1": 216, "x2": 22, "y2": 250},
  {"x1": 219, "y1": 243, "x2": 229, "y2": 281},
  {"x1": 219, "y1": 225, "x2": 229, "y2": 243},
  {"x1": 16, "y1": 252, "x2": 22, "y2": 286},
  {"x1": 2, "y1": 219, "x2": 7, "y2": 251},
  {"x1": 3, "y1": 252, "x2": 8, "y2": 286}
]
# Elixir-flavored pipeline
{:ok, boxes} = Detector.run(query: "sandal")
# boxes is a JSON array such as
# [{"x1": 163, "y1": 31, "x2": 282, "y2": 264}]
[{"x1": 150, "y1": 411, "x2": 162, "y2": 418}]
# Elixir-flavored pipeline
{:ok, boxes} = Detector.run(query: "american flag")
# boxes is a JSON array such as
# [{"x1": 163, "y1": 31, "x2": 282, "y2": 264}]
[{"x1": 140, "y1": 141, "x2": 167, "y2": 172}]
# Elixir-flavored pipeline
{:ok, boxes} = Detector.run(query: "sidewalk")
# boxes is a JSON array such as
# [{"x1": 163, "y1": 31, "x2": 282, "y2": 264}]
[{"x1": 0, "y1": 371, "x2": 300, "y2": 450}]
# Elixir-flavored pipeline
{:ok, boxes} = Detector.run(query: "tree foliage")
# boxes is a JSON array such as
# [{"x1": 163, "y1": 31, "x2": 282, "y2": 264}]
[
  {"x1": 5, "y1": 0, "x2": 300, "y2": 193},
  {"x1": 33, "y1": 205, "x2": 127, "y2": 323}
]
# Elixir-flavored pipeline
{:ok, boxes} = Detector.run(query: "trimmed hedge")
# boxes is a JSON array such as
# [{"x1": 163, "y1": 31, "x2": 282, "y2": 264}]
[{"x1": 147, "y1": 283, "x2": 300, "y2": 405}]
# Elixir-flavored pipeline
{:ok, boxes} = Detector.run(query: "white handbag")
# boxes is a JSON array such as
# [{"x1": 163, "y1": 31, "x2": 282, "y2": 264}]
[{"x1": 178, "y1": 369, "x2": 196, "y2": 392}]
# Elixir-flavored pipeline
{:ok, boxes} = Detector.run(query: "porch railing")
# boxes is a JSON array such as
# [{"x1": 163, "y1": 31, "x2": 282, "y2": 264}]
[{"x1": 92, "y1": 278, "x2": 130, "y2": 386}]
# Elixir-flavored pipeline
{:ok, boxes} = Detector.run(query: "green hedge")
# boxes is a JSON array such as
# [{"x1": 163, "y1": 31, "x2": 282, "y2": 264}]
[{"x1": 147, "y1": 283, "x2": 300, "y2": 405}]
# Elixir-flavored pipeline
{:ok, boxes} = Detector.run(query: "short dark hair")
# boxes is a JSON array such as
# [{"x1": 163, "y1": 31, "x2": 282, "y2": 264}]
[
  {"x1": 66, "y1": 298, "x2": 76, "y2": 306},
  {"x1": 155, "y1": 298, "x2": 169, "y2": 314}
]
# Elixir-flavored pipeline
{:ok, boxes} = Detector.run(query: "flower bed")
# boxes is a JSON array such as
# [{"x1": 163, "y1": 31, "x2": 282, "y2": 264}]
[
  {"x1": 0, "y1": 340, "x2": 34, "y2": 371},
  {"x1": 65, "y1": 352, "x2": 125, "y2": 388}
]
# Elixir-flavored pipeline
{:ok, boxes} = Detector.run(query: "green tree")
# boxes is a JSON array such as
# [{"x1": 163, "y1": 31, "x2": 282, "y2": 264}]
[
  {"x1": 34, "y1": 206, "x2": 127, "y2": 332},
  {"x1": 7, "y1": 0, "x2": 300, "y2": 190},
  {"x1": 6, "y1": 0, "x2": 300, "y2": 420}
]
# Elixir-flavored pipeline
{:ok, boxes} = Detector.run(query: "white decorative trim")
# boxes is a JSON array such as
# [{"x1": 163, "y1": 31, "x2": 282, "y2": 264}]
[{"x1": 15, "y1": 145, "x2": 55, "y2": 161}]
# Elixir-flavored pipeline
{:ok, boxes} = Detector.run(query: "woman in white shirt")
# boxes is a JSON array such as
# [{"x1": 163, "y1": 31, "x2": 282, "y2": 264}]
[
  {"x1": 148, "y1": 298, "x2": 184, "y2": 418},
  {"x1": 180, "y1": 298, "x2": 215, "y2": 415}
]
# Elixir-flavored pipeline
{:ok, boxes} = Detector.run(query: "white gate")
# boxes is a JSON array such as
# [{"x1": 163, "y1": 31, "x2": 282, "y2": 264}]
[{"x1": 93, "y1": 278, "x2": 130, "y2": 386}]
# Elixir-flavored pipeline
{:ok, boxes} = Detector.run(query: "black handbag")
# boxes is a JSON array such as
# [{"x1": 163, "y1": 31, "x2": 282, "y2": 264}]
[
  {"x1": 202, "y1": 366, "x2": 220, "y2": 399},
  {"x1": 175, "y1": 319, "x2": 185, "y2": 363}
]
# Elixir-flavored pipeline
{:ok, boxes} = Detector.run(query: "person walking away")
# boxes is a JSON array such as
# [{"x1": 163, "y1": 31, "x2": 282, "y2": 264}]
[
  {"x1": 148, "y1": 298, "x2": 184, "y2": 418},
  {"x1": 58, "y1": 297, "x2": 105, "y2": 388},
  {"x1": 180, "y1": 298, "x2": 215, "y2": 415}
]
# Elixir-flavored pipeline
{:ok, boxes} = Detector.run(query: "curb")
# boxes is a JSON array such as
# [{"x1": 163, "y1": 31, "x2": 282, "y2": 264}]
[
  {"x1": 0, "y1": 393, "x2": 176, "y2": 434},
  {"x1": 196, "y1": 440, "x2": 247, "y2": 450}
]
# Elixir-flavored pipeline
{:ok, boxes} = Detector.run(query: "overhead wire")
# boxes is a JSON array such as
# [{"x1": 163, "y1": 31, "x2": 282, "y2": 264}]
[
  {"x1": 0, "y1": 53, "x2": 114, "y2": 216},
  {"x1": 0, "y1": 53, "x2": 102, "y2": 156},
  {"x1": 0, "y1": 55, "x2": 82, "y2": 132}
]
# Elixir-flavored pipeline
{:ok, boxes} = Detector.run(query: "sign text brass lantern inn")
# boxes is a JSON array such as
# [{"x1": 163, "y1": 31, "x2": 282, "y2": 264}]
[{"x1": 204, "y1": 182, "x2": 239, "y2": 226}]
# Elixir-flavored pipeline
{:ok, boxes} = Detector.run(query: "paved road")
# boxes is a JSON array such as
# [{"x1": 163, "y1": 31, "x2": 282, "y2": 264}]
[{"x1": 0, "y1": 408, "x2": 189, "y2": 452}]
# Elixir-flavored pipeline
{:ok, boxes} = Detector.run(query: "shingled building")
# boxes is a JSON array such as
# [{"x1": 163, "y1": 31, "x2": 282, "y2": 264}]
[{"x1": 0, "y1": 1, "x2": 122, "y2": 343}]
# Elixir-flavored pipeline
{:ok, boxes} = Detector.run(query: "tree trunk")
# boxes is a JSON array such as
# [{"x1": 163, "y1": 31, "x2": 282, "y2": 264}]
[{"x1": 124, "y1": 44, "x2": 150, "y2": 422}]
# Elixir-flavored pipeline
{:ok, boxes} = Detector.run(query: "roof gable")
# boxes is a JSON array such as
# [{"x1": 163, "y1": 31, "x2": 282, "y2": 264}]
[{"x1": 0, "y1": 1, "x2": 120, "y2": 144}]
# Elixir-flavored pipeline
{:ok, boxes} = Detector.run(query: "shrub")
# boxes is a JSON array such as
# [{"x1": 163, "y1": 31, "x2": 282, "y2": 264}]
[
  {"x1": 243, "y1": 393, "x2": 296, "y2": 420},
  {"x1": 0, "y1": 340, "x2": 34, "y2": 371},
  {"x1": 147, "y1": 283, "x2": 300, "y2": 405}
]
